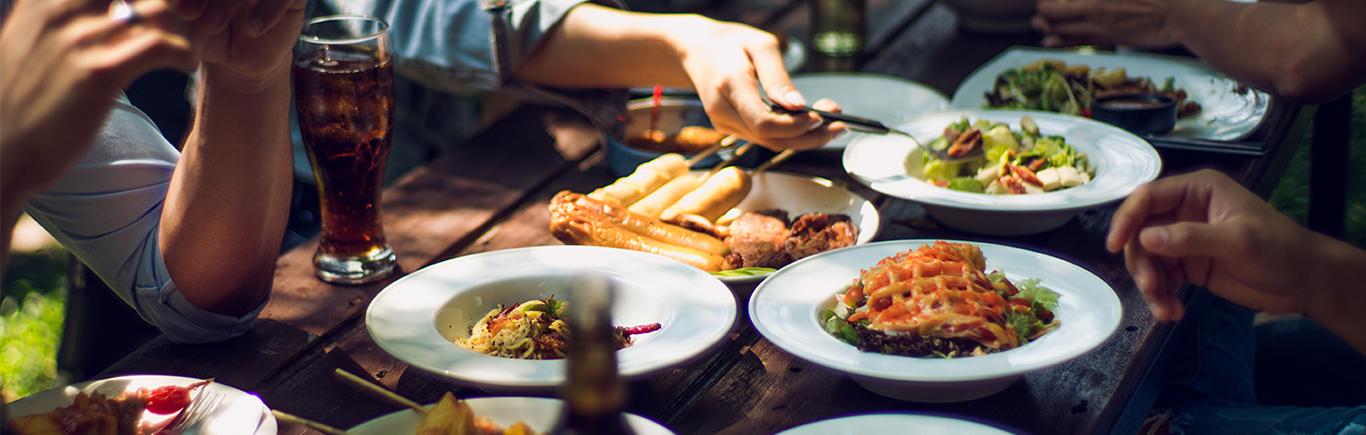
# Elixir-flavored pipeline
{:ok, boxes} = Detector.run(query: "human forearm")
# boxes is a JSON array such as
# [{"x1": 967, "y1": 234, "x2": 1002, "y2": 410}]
[
  {"x1": 514, "y1": 3, "x2": 695, "y2": 89},
  {"x1": 160, "y1": 65, "x2": 294, "y2": 316},
  {"x1": 1302, "y1": 231, "x2": 1366, "y2": 357},
  {"x1": 1172, "y1": 0, "x2": 1366, "y2": 103}
]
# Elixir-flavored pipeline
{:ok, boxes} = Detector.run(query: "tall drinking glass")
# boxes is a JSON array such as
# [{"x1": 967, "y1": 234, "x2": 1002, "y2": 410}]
[{"x1": 293, "y1": 16, "x2": 396, "y2": 284}]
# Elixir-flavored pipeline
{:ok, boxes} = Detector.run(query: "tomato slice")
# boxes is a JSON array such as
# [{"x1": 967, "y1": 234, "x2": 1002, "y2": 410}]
[
  {"x1": 144, "y1": 385, "x2": 192, "y2": 414},
  {"x1": 144, "y1": 379, "x2": 214, "y2": 415}
]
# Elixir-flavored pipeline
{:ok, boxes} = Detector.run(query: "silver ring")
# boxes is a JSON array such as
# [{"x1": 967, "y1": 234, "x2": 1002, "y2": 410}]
[{"x1": 109, "y1": 0, "x2": 143, "y2": 24}]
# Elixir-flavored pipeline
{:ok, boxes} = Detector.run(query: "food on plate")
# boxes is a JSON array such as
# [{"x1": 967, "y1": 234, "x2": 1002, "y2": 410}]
[
  {"x1": 588, "y1": 153, "x2": 689, "y2": 207},
  {"x1": 625, "y1": 125, "x2": 728, "y2": 155},
  {"x1": 627, "y1": 173, "x2": 701, "y2": 218},
  {"x1": 687, "y1": 209, "x2": 858, "y2": 270},
  {"x1": 452, "y1": 297, "x2": 661, "y2": 360},
  {"x1": 659, "y1": 166, "x2": 753, "y2": 222},
  {"x1": 822, "y1": 241, "x2": 1060, "y2": 358},
  {"x1": 9, "y1": 380, "x2": 211, "y2": 435},
  {"x1": 417, "y1": 392, "x2": 537, "y2": 435},
  {"x1": 550, "y1": 191, "x2": 734, "y2": 271},
  {"x1": 920, "y1": 115, "x2": 1094, "y2": 195},
  {"x1": 983, "y1": 59, "x2": 1201, "y2": 119}
]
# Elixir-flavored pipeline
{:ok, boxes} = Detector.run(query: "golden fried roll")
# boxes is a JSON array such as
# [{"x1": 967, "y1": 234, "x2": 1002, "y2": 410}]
[
  {"x1": 550, "y1": 196, "x2": 730, "y2": 271},
  {"x1": 588, "y1": 153, "x2": 688, "y2": 207},
  {"x1": 564, "y1": 192, "x2": 730, "y2": 257},
  {"x1": 661, "y1": 166, "x2": 752, "y2": 223},
  {"x1": 671, "y1": 126, "x2": 728, "y2": 154},
  {"x1": 628, "y1": 174, "x2": 701, "y2": 219}
]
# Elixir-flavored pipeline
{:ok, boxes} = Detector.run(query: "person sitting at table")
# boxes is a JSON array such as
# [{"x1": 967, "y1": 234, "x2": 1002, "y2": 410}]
[
  {"x1": 6, "y1": 0, "x2": 842, "y2": 344},
  {"x1": 1030, "y1": 0, "x2": 1366, "y2": 104},
  {"x1": 3, "y1": 0, "x2": 305, "y2": 344},
  {"x1": 1107, "y1": 169, "x2": 1366, "y2": 434}
]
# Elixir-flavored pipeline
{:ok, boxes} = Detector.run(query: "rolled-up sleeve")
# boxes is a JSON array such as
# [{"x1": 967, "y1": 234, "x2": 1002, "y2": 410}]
[
  {"x1": 22, "y1": 94, "x2": 265, "y2": 343},
  {"x1": 323, "y1": 0, "x2": 629, "y2": 130}
]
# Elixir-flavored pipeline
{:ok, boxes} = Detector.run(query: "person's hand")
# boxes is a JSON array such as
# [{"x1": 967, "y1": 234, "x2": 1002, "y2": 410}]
[
  {"x1": 1105, "y1": 169, "x2": 1318, "y2": 322},
  {"x1": 671, "y1": 18, "x2": 847, "y2": 152},
  {"x1": 187, "y1": 0, "x2": 306, "y2": 90},
  {"x1": 1, "y1": 0, "x2": 195, "y2": 208},
  {"x1": 1031, "y1": 0, "x2": 1185, "y2": 49}
]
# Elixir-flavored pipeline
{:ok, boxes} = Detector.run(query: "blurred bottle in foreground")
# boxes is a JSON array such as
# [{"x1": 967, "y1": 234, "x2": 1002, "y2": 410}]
[
  {"x1": 810, "y1": 0, "x2": 866, "y2": 72},
  {"x1": 548, "y1": 275, "x2": 635, "y2": 435}
]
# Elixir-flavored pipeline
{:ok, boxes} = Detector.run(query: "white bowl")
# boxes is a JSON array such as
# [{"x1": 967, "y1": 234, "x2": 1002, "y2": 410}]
[
  {"x1": 777, "y1": 413, "x2": 1016, "y2": 435},
  {"x1": 709, "y1": 170, "x2": 881, "y2": 285},
  {"x1": 347, "y1": 397, "x2": 674, "y2": 434},
  {"x1": 790, "y1": 73, "x2": 949, "y2": 149},
  {"x1": 749, "y1": 240, "x2": 1122, "y2": 402},
  {"x1": 366, "y1": 246, "x2": 737, "y2": 394},
  {"x1": 842, "y1": 110, "x2": 1161, "y2": 235},
  {"x1": 4, "y1": 375, "x2": 276, "y2": 435}
]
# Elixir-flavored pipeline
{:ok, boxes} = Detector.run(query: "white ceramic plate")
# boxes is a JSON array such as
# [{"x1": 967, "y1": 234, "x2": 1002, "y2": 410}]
[
  {"x1": 843, "y1": 109, "x2": 1160, "y2": 235},
  {"x1": 792, "y1": 73, "x2": 950, "y2": 149},
  {"x1": 347, "y1": 396, "x2": 674, "y2": 434},
  {"x1": 4, "y1": 375, "x2": 276, "y2": 435},
  {"x1": 712, "y1": 170, "x2": 880, "y2": 285},
  {"x1": 366, "y1": 246, "x2": 737, "y2": 394},
  {"x1": 750, "y1": 240, "x2": 1122, "y2": 402},
  {"x1": 951, "y1": 46, "x2": 1270, "y2": 142},
  {"x1": 777, "y1": 413, "x2": 1016, "y2": 435}
]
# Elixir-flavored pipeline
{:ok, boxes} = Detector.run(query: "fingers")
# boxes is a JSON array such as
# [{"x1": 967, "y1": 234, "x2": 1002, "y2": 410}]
[
  {"x1": 240, "y1": 0, "x2": 306, "y2": 38},
  {"x1": 1125, "y1": 239, "x2": 1186, "y2": 322}
]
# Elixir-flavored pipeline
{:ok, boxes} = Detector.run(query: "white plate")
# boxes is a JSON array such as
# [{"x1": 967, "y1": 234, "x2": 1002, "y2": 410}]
[
  {"x1": 843, "y1": 109, "x2": 1161, "y2": 235},
  {"x1": 347, "y1": 396, "x2": 674, "y2": 434},
  {"x1": 778, "y1": 413, "x2": 1016, "y2": 435},
  {"x1": 750, "y1": 240, "x2": 1122, "y2": 402},
  {"x1": 792, "y1": 73, "x2": 950, "y2": 149},
  {"x1": 366, "y1": 246, "x2": 737, "y2": 394},
  {"x1": 951, "y1": 46, "x2": 1271, "y2": 142},
  {"x1": 4, "y1": 375, "x2": 276, "y2": 435},
  {"x1": 713, "y1": 170, "x2": 880, "y2": 285}
]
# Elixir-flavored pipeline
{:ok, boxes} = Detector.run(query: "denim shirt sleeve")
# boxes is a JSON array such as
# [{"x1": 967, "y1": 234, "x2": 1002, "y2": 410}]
[
  {"x1": 321, "y1": 0, "x2": 630, "y2": 131},
  {"x1": 21, "y1": 93, "x2": 265, "y2": 344}
]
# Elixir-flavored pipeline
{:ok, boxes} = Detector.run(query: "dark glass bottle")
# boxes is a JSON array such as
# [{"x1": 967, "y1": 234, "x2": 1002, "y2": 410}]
[
  {"x1": 548, "y1": 275, "x2": 635, "y2": 435},
  {"x1": 809, "y1": 0, "x2": 867, "y2": 72}
]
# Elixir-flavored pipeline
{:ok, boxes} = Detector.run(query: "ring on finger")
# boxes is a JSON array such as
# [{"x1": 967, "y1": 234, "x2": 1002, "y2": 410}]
[{"x1": 109, "y1": 0, "x2": 144, "y2": 24}]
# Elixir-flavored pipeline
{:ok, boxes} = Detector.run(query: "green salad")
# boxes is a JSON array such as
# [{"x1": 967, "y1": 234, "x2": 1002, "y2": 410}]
[{"x1": 921, "y1": 115, "x2": 1094, "y2": 195}]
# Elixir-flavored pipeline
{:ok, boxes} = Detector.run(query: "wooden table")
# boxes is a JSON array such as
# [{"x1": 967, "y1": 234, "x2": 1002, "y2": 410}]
[{"x1": 93, "y1": 2, "x2": 1312, "y2": 434}]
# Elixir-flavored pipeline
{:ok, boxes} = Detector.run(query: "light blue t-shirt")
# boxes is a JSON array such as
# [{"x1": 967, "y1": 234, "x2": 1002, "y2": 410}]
[{"x1": 21, "y1": 0, "x2": 624, "y2": 343}]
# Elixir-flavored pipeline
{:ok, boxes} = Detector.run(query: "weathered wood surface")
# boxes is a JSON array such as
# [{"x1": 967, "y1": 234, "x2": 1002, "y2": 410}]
[{"x1": 96, "y1": 2, "x2": 1312, "y2": 434}]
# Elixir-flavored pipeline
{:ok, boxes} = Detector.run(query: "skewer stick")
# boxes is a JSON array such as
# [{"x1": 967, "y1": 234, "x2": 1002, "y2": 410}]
[
  {"x1": 705, "y1": 142, "x2": 756, "y2": 180},
  {"x1": 272, "y1": 410, "x2": 350, "y2": 435},
  {"x1": 685, "y1": 135, "x2": 738, "y2": 167},
  {"x1": 332, "y1": 368, "x2": 428, "y2": 415},
  {"x1": 751, "y1": 149, "x2": 797, "y2": 175}
]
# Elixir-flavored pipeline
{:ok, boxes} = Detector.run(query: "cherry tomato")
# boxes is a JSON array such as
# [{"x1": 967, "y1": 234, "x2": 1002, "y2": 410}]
[{"x1": 144, "y1": 385, "x2": 192, "y2": 415}]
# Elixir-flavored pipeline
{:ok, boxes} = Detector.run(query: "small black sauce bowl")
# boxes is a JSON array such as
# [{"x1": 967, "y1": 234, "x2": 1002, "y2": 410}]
[{"x1": 1091, "y1": 93, "x2": 1178, "y2": 135}]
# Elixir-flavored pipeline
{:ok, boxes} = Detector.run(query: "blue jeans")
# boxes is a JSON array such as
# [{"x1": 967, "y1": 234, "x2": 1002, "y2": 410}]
[{"x1": 1151, "y1": 295, "x2": 1366, "y2": 435}]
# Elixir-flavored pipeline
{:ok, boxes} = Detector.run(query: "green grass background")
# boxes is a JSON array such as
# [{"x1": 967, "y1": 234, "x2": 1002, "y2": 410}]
[{"x1": 2, "y1": 87, "x2": 1364, "y2": 404}]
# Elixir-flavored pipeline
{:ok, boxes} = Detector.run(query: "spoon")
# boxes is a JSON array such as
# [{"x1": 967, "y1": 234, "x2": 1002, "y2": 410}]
[{"x1": 761, "y1": 94, "x2": 984, "y2": 162}]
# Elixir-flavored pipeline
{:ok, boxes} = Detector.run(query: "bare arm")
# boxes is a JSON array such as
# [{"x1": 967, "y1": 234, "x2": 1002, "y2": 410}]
[
  {"x1": 514, "y1": 3, "x2": 845, "y2": 152},
  {"x1": 1034, "y1": 0, "x2": 1366, "y2": 103},
  {"x1": 1106, "y1": 169, "x2": 1366, "y2": 356},
  {"x1": 159, "y1": 0, "x2": 303, "y2": 315}
]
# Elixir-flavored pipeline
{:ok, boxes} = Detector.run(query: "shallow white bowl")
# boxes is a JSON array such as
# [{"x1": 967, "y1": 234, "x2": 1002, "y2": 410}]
[
  {"x1": 842, "y1": 109, "x2": 1161, "y2": 235},
  {"x1": 710, "y1": 170, "x2": 880, "y2": 285},
  {"x1": 4, "y1": 375, "x2": 276, "y2": 435},
  {"x1": 777, "y1": 412, "x2": 1016, "y2": 435},
  {"x1": 750, "y1": 240, "x2": 1122, "y2": 402},
  {"x1": 366, "y1": 246, "x2": 737, "y2": 394},
  {"x1": 347, "y1": 397, "x2": 674, "y2": 434},
  {"x1": 790, "y1": 73, "x2": 949, "y2": 149}
]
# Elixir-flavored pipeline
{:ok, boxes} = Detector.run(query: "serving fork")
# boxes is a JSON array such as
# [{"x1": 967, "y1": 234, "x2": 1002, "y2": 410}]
[{"x1": 159, "y1": 386, "x2": 224, "y2": 435}]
